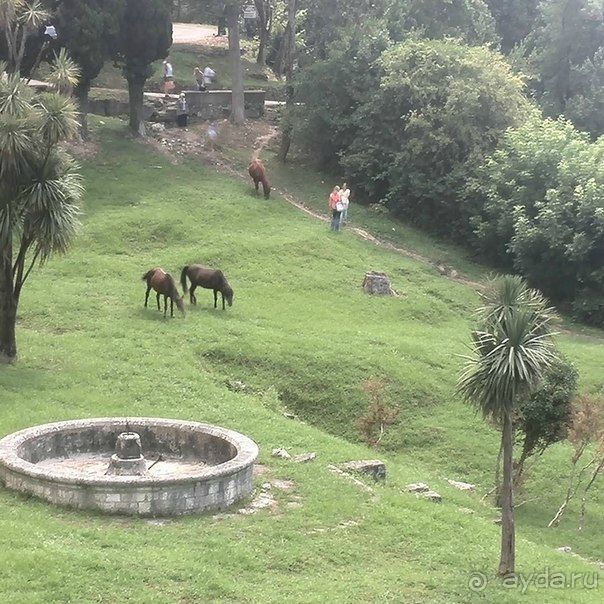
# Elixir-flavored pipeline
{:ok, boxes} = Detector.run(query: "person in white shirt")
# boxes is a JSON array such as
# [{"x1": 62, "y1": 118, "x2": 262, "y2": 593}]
[
  {"x1": 339, "y1": 183, "x2": 350, "y2": 226},
  {"x1": 202, "y1": 65, "x2": 216, "y2": 90},
  {"x1": 163, "y1": 58, "x2": 174, "y2": 97}
]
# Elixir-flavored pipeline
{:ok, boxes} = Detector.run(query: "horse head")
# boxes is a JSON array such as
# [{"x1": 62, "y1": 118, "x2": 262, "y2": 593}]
[{"x1": 224, "y1": 286, "x2": 234, "y2": 307}]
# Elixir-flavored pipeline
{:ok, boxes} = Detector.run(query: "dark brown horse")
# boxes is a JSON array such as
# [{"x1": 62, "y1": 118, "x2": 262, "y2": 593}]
[
  {"x1": 248, "y1": 157, "x2": 270, "y2": 199},
  {"x1": 142, "y1": 268, "x2": 185, "y2": 318},
  {"x1": 180, "y1": 265, "x2": 233, "y2": 309}
]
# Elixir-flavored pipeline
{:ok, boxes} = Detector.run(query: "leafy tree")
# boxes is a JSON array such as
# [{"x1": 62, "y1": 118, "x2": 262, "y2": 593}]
[
  {"x1": 468, "y1": 116, "x2": 604, "y2": 324},
  {"x1": 340, "y1": 39, "x2": 529, "y2": 237},
  {"x1": 0, "y1": 62, "x2": 84, "y2": 363},
  {"x1": 387, "y1": 0, "x2": 499, "y2": 45},
  {"x1": 467, "y1": 115, "x2": 583, "y2": 268},
  {"x1": 513, "y1": 357, "x2": 578, "y2": 483},
  {"x1": 277, "y1": 0, "x2": 297, "y2": 161},
  {"x1": 293, "y1": 19, "x2": 389, "y2": 170},
  {"x1": 485, "y1": 0, "x2": 539, "y2": 52},
  {"x1": 529, "y1": 0, "x2": 604, "y2": 128},
  {"x1": 458, "y1": 275, "x2": 558, "y2": 576},
  {"x1": 564, "y1": 47, "x2": 604, "y2": 138},
  {"x1": 113, "y1": 0, "x2": 172, "y2": 136},
  {"x1": 52, "y1": 0, "x2": 124, "y2": 138}
]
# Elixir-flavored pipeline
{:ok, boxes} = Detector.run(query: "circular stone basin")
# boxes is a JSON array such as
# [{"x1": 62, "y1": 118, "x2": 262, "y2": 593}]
[{"x1": 0, "y1": 418, "x2": 258, "y2": 516}]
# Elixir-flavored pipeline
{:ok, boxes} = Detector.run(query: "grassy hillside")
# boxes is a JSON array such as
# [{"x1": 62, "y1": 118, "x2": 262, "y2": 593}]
[{"x1": 0, "y1": 121, "x2": 602, "y2": 602}]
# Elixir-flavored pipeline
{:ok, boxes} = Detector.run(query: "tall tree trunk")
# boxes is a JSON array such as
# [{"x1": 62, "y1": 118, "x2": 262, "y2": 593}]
[
  {"x1": 0, "y1": 238, "x2": 17, "y2": 364},
  {"x1": 498, "y1": 412, "x2": 516, "y2": 577},
  {"x1": 277, "y1": 0, "x2": 297, "y2": 162},
  {"x1": 74, "y1": 80, "x2": 91, "y2": 141},
  {"x1": 127, "y1": 77, "x2": 146, "y2": 137},
  {"x1": 255, "y1": 0, "x2": 271, "y2": 65},
  {"x1": 227, "y1": 3, "x2": 245, "y2": 125}
]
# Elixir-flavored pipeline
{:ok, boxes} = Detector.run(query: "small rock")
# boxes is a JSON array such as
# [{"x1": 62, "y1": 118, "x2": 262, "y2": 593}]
[
  {"x1": 272, "y1": 448, "x2": 291, "y2": 459},
  {"x1": 272, "y1": 479, "x2": 295, "y2": 491},
  {"x1": 406, "y1": 483, "x2": 430, "y2": 493},
  {"x1": 450, "y1": 269, "x2": 459, "y2": 279},
  {"x1": 420, "y1": 490, "x2": 442, "y2": 503},
  {"x1": 493, "y1": 517, "x2": 502, "y2": 525},
  {"x1": 447, "y1": 479, "x2": 476, "y2": 491},
  {"x1": 362, "y1": 271, "x2": 396, "y2": 296},
  {"x1": 437, "y1": 265, "x2": 447, "y2": 275},
  {"x1": 557, "y1": 546, "x2": 572, "y2": 554},
  {"x1": 340, "y1": 460, "x2": 386, "y2": 481},
  {"x1": 261, "y1": 482, "x2": 272, "y2": 491},
  {"x1": 458, "y1": 507, "x2": 475, "y2": 514},
  {"x1": 283, "y1": 411, "x2": 298, "y2": 420},
  {"x1": 286, "y1": 501, "x2": 302, "y2": 509},
  {"x1": 293, "y1": 452, "x2": 316, "y2": 463}
]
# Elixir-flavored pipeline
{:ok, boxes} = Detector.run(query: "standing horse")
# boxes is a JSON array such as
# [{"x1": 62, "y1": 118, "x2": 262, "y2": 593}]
[
  {"x1": 248, "y1": 157, "x2": 271, "y2": 199},
  {"x1": 180, "y1": 265, "x2": 234, "y2": 310},
  {"x1": 142, "y1": 268, "x2": 185, "y2": 318}
]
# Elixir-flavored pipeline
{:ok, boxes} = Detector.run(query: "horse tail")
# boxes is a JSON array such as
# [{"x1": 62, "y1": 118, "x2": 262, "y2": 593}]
[
  {"x1": 180, "y1": 266, "x2": 189, "y2": 294},
  {"x1": 142, "y1": 270, "x2": 153, "y2": 282}
]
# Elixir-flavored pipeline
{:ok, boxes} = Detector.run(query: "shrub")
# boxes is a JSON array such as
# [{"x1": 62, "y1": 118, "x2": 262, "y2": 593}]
[
  {"x1": 357, "y1": 379, "x2": 399, "y2": 447},
  {"x1": 340, "y1": 39, "x2": 529, "y2": 237}
]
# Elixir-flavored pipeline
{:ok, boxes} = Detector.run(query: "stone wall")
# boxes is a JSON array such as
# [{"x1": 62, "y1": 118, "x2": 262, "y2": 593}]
[
  {"x1": 184, "y1": 90, "x2": 266, "y2": 120},
  {"x1": 87, "y1": 90, "x2": 266, "y2": 121}
]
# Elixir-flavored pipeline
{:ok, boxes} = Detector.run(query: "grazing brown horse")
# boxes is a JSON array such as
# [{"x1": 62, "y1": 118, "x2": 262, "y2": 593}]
[
  {"x1": 142, "y1": 268, "x2": 185, "y2": 318},
  {"x1": 180, "y1": 265, "x2": 233, "y2": 310},
  {"x1": 248, "y1": 157, "x2": 270, "y2": 199}
]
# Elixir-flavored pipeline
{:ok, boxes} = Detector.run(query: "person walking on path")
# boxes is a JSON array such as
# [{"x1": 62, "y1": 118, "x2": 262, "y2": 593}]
[
  {"x1": 194, "y1": 67, "x2": 205, "y2": 91},
  {"x1": 202, "y1": 65, "x2": 216, "y2": 90},
  {"x1": 339, "y1": 183, "x2": 350, "y2": 227},
  {"x1": 329, "y1": 186, "x2": 342, "y2": 232},
  {"x1": 163, "y1": 57, "x2": 174, "y2": 97}
]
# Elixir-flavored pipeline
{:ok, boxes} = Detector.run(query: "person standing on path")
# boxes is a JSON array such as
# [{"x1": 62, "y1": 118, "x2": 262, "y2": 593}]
[
  {"x1": 202, "y1": 65, "x2": 216, "y2": 90},
  {"x1": 339, "y1": 183, "x2": 350, "y2": 227},
  {"x1": 329, "y1": 186, "x2": 342, "y2": 232},
  {"x1": 194, "y1": 67, "x2": 205, "y2": 91},
  {"x1": 163, "y1": 57, "x2": 174, "y2": 97}
]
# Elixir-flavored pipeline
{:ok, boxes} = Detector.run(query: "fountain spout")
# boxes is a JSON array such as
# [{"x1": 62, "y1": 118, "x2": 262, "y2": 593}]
[{"x1": 105, "y1": 431, "x2": 149, "y2": 476}]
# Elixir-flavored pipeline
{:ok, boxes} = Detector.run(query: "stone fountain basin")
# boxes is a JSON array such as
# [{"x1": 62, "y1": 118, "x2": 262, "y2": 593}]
[{"x1": 0, "y1": 418, "x2": 258, "y2": 516}]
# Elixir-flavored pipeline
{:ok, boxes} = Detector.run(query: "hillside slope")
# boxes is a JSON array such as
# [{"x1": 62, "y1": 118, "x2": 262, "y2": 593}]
[{"x1": 0, "y1": 121, "x2": 602, "y2": 603}]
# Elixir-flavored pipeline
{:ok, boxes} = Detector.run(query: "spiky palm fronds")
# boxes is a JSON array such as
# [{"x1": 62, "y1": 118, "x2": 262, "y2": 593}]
[
  {"x1": 46, "y1": 48, "x2": 81, "y2": 97},
  {"x1": 33, "y1": 92, "x2": 79, "y2": 145},
  {"x1": 458, "y1": 276, "x2": 559, "y2": 420}
]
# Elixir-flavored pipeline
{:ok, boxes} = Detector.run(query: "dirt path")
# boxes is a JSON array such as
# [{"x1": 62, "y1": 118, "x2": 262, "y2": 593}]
[{"x1": 172, "y1": 22, "x2": 227, "y2": 47}]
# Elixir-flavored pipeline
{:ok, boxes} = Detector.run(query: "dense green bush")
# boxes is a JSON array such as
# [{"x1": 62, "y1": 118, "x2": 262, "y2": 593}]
[
  {"x1": 293, "y1": 21, "x2": 390, "y2": 170},
  {"x1": 468, "y1": 116, "x2": 604, "y2": 323},
  {"x1": 340, "y1": 39, "x2": 529, "y2": 235},
  {"x1": 514, "y1": 357, "x2": 578, "y2": 481}
]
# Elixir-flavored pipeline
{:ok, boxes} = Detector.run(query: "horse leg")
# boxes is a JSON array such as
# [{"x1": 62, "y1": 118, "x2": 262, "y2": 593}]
[
  {"x1": 214, "y1": 289, "x2": 218, "y2": 309},
  {"x1": 163, "y1": 295, "x2": 168, "y2": 318},
  {"x1": 156, "y1": 292, "x2": 161, "y2": 311},
  {"x1": 222, "y1": 292, "x2": 226, "y2": 310},
  {"x1": 190, "y1": 285, "x2": 197, "y2": 305},
  {"x1": 145, "y1": 286, "x2": 151, "y2": 308},
  {"x1": 254, "y1": 179, "x2": 259, "y2": 194},
  {"x1": 170, "y1": 297, "x2": 174, "y2": 317}
]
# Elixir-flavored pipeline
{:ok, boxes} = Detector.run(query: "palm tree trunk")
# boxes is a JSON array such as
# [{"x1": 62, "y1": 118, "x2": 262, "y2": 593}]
[
  {"x1": 227, "y1": 3, "x2": 245, "y2": 125},
  {"x1": 498, "y1": 411, "x2": 516, "y2": 576},
  {"x1": 127, "y1": 77, "x2": 146, "y2": 137},
  {"x1": 0, "y1": 240, "x2": 17, "y2": 363}
]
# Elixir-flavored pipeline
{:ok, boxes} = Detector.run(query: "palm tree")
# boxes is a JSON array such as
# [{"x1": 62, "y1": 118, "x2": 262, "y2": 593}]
[
  {"x1": 0, "y1": 58, "x2": 83, "y2": 363},
  {"x1": 457, "y1": 275, "x2": 558, "y2": 576}
]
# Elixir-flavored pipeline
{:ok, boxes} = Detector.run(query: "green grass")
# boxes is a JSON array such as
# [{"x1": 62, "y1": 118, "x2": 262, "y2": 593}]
[{"x1": 0, "y1": 120, "x2": 602, "y2": 602}]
